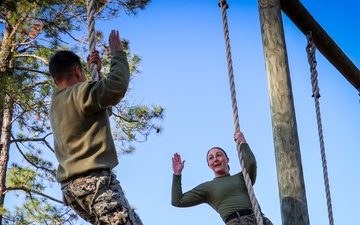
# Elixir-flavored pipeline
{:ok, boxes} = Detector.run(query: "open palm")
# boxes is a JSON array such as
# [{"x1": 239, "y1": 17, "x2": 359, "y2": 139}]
[{"x1": 172, "y1": 153, "x2": 185, "y2": 175}]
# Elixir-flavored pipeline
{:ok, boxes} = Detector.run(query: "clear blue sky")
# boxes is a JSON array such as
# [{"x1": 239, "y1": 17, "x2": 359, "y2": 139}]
[
  {"x1": 9, "y1": 0, "x2": 360, "y2": 224},
  {"x1": 86, "y1": 1, "x2": 360, "y2": 225},
  {"x1": 98, "y1": 0, "x2": 359, "y2": 225}
]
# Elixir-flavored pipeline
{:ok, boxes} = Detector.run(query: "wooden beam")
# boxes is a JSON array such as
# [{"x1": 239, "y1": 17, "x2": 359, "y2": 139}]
[
  {"x1": 258, "y1": 0, "x2": 310, "y2": 224},
  {"x1": 280, "y1": 0, "x2": 360, "y2": 91}
]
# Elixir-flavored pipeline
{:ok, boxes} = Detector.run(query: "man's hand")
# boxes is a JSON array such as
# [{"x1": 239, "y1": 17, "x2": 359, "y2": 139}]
[
  {"x1": 108, "y1": 30, "x2": 124, "y2": 55},
  {"x1": 87, "y1": 50, "x2": 102, "y2": 80}
]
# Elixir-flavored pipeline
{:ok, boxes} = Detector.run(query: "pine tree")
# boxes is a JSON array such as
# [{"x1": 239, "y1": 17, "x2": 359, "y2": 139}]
[{"x1": 0, "y1": 1, "x2": 163, "y2": 224}]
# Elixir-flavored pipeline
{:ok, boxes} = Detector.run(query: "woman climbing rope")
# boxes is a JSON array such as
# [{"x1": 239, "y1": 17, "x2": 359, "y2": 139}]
[{"x1": 171, "y1": 129, "x2": 273, "y2": 225}]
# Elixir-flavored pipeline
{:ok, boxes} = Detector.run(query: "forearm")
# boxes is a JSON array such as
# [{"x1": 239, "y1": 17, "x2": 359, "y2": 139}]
[
  {"x1": 240, "y1": 143, "x2": 257, "y2": 184},
  {"x1": 105, "y1": 50, "x2": 130, "y2": 101},
  {"x1": 171, "y1": 174, "x2": 184, "y2": 206},
  {"x1": 83, "y1": 50, "x2": 130, "y2": 110}
]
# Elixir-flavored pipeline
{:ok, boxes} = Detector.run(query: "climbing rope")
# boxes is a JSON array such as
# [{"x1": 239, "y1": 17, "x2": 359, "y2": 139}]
[
  {"x1": 87, "y1": 0, "x2": 99, "y2": 81},
  {"x1": 306, "y1": 31, "x2": 334, "y2": 225},
  {"x1": 218, "y1": 1, "x2": 263, "y2": 224}
]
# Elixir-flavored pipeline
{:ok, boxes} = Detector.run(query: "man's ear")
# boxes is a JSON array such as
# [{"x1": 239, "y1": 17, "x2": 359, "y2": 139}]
[{"x1": 74, "y1": 65, "x2": 81, "y2": 79}]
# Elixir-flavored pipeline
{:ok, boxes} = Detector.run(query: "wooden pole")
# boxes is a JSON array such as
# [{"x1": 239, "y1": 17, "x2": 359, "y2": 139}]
[
  {"x1": 258, "y1": 0, "x2": 310, "y2": 224},
  {"x1": 281, "y1": 0, "x2": 360, "y2": 91}
]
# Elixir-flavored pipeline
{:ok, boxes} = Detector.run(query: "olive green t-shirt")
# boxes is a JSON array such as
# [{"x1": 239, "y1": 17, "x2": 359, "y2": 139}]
[
  {"x1": 50, "y1": 50, "x2": 130, "y2": 184},
  {"x1": 172, "y1": 143, "x2": 257, "y2": 222}
]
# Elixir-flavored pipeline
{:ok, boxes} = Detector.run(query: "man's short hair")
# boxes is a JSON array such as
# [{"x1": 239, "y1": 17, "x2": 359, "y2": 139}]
[{"x1": 49, "y1": 50, "x2": 83, "y2": 81}]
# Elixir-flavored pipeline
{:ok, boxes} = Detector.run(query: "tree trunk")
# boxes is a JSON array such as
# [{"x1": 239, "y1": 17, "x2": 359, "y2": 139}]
[
  {"x1": 0, "y1": 12, "x2": 13, "y2": 224},
  {"x1": 0, "y1": 94, "x2": 13, "y2": 225},
  {"x1": 0, "y1": 9, "x2": 12, "y2": 74}
]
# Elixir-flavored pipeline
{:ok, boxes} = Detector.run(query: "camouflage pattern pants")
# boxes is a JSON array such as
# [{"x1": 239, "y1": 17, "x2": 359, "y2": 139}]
[
  {"x1": 226, "y1": 214, "x2": 273, "y2": 225},
  {"x1": 62, "y1": 170, "x2": 143, "y2": 225}
]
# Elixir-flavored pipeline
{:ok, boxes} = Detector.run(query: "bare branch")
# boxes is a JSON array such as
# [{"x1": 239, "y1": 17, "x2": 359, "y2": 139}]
[
  {"x1": 5, "y1": 186, "x2": 64, "y2": 204},
  {"x1": 63, "y1": 29, "x2": 84, "y2": 43},
  {"x1": 11, "y1": 133, "x2": 55, "y2": 153},
  {"x1": 17, "y1": 43, "x2": 37, "y2": 53},
  {"x1": 14, "y1": 40, "x2": 36, "y2": 50},
  {"x1": 16, "y1": 67, "x2": 50, "y2": 76},
  {"x1": 14, "y1": 54, "x2": 49, "y2": 64}
]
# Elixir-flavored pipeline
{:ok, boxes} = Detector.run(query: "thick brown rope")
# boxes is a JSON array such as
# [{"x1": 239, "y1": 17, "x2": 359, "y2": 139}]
[
  {"x1": 218, "y1": 1, "x2": 263, "y2": 224},
  {"x1": 87, "y1": 0, "x2": 99, "y2": 81},
  {"x1": 306, "y1": 31, "x2": 334, "y2": 225}
]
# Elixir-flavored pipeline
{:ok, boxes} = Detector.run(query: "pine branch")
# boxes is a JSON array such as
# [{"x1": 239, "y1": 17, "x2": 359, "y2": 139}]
[
  {"x1": 8, "y1": 10, "x2": 30, "y2": 41},
  {"x1": 11, "y1": 133, "x2": 56, "y2": 175},
  {"x1": 112, "y1": 113, "x2": 139, "y2": 123},
  {"x1": 10, "y1": 106, "x2": 27, "y2": 124}
]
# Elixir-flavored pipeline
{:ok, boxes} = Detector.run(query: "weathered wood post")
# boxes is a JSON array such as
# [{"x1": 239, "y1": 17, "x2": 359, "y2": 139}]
[{"x1": 257, "y1": 0, "x2": 310, "y2": 224}]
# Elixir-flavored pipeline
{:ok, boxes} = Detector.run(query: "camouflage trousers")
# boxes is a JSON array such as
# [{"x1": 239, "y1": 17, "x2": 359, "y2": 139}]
[
  {"x1": 226, "y1": 214, "x2": 273, "y2": 225},
  {"x1": 62, "y1": 170, "x2": 143, "y2": 225}
]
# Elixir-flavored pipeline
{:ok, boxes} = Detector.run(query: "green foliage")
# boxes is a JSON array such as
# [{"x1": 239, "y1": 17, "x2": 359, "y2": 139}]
[
  {"x1": 0, "y1": 206, "x2": 6, "y2": 216},
  {"x1": 112, "y1": 104, "x2": 164, "y2": 154},
  {"x1": 7, "y1": 167, "x2": 37, "y2": 189},
  {"x1": 3, "y1": 199, "x2": 77, "y2": 225},
  {"x1": 0, "y1": 0, "x2": 164, "y2": 224}
]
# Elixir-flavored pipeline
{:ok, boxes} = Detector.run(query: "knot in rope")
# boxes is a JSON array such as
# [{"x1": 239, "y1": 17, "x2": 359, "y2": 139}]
[
  {"x1": 218, "y1": 0, "x2": 229, "y2": 9},
  {"x1": 305, "y1": 31, "x2": 320, "y2": 99}
]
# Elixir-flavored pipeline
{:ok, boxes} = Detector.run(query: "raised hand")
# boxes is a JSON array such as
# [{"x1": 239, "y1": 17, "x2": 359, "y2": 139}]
[
  {"x1": 108, "y1": 30, "x2": 124, "y2": 55},
  {"x1": 172, "y1": 153, "x2": 185, "y2": 175}
]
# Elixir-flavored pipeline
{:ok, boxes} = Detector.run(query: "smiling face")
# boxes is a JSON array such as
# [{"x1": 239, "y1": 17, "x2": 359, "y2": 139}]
[{"x1": 207, "y1": 148, "x2": 230, "y2": 177}]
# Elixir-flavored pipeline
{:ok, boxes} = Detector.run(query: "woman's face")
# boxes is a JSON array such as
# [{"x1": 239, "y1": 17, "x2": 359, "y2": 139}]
[{"x1": 207, "y1": 148, "x2": 229, "y2": 177}]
